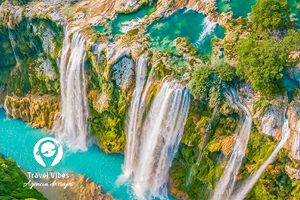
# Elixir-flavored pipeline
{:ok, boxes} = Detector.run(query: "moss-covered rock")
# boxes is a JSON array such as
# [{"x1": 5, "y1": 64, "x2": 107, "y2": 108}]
[{"x1": 4, "y1": 95, "x2": 59, "y2": 129}]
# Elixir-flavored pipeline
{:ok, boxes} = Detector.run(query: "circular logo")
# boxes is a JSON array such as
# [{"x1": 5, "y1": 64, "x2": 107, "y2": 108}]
[{"x1": 33, "y1": 137, "x2": 63, "y2": 167}]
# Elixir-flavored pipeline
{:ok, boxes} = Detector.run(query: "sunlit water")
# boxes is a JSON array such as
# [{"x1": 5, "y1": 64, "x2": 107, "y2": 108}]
[
  {"x1": 217, "y1": 0, "x2": 256, "y2": 18},
  {"x1": 0, "y1": 109, "x2": 176, "y2": 200},
  {"x1": 146, "y1": 9, "x2": 224, "y2": 54},
  {"x1": 111, "y1": 5, "x2": 155, "y2": 36}
]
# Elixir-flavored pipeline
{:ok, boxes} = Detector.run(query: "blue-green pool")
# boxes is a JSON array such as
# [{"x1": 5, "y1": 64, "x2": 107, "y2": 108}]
[
  {"x1": 288, "y1": 0, "x2": 300, "y2": 27},
  {"x1": 0, "y1": 109, "x2": 175, "y2": 200},
  {"x1": 146, "y1": 9, "x2": 224, "y2": 54},
  {"x1": 111, "y1": 5, "x2": 155, "y2": 36},
  {"x1": 0, "y1": 109, "x2": 129, "y2": 199},
  {"x1": 217, "y1": 0, "x2": 256, "y2": 18}
]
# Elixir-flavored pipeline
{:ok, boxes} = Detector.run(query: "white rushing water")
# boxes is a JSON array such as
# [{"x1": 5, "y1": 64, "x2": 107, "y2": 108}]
[
  {"x1": 133, "y1": 80, "x2": 190, "y2": 199},
  {"x1": 196, "y1": 17, "x2": 216, "y2": 46},
  {"x1": 211, "y1": 87, "x2": 252, "y2": 200},
  {"x1": 118, "y1": 53, "x2": 148, "y2": 181},
  {"x1": 119, "y1": 76, "x2": 191, "y2": 199},
  {"x1": 230, "y1": 105, "x2": 291, "y2": 200},
  {"x1": 120, "y1": 18, "x2": 144, "y2": 34},
  {"x1": 52, "y1": 27, "x2": 89, "y2": 151},
  {"x1": 7, "y1": 29, "x2": 20, "y2": 64}
]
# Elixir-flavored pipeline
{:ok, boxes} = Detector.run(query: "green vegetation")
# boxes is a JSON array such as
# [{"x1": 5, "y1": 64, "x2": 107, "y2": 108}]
[
  {"x1": 0, "y1": 0, "x2": 299, "y2": 199},
  {"x1": 250, "y1": 0, "x2": 291, "y2": 31},
  {"x1": 0, "y1": 155, "x2": 46, "y2": 200},
  {"x1": 189, "y1": 62, "x2": 237, "y2": 107},
  {"x1": 216, "y1": 63, "x2": 236, "y2": 82},
  {"x1": 174, "y1": 1, "x2": 300, "y2": 198},
  {"x1": 234, "y1": 0, "x2": 300, "y2": 96},
  {"x1": 189, "y1": 65, "x2": 225, "y2": 105},
  {"x1": 0, "y1": 18, "x2": 63, "y2": 96},
  {"x1": 236, "y1": 30, "x2": 300, "y2": 95}
]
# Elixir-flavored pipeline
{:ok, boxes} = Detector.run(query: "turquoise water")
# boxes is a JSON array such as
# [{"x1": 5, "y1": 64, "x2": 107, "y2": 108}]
[
  {"x1": 146, "y1": 9, "x2": 225, "y2": 54},
  {"x1": 93, "y1": 25, "x2": 107, "y2": 33},
  {"x1": 0, "y1": 109, "x2": 175, "y2": 200},
  {"x1": 0, "y1": 109, "x2": 129, "y2": 199},
  {"x1": 217, "y1": 0, "x2": 300, "y2": 24},
  {"x1": 111, "y1": 5, "x2": 155, "y2": 36},
  {"x1": 288, "y1": 0, "x2": 300, "y2": 27},
  {"x1": 282, "y1": 76, "x2": 299, "y2": 92},
  {"x1": 217, "y1": 0, "x2": 256, "y2": 18}
]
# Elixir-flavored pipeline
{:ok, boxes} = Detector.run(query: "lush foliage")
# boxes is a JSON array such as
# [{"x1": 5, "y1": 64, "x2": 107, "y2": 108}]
[
  {"x1": 250, "y1": 0, "x2": 291, "y2": 31},
  {"x1": 216, "y1": 63, "x2": 236, "y2": 82},
  {"x1": 189, "y1": 65, "x2": 225, "y2": 106},
  {"x1": 0, "y1": 19, "x2": 63, "y2": 96},
  {"x1": 236, "y1": 30, "x2": 300, "y2": 95},
  {"x1": 0, "y1": 155, "x2": 46, "y2": 199}
]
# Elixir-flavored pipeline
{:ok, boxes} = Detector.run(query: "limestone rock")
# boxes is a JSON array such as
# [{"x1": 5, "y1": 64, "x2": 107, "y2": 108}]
[
  {"x1": 220, "y1": 135, "x2": 235, "y2": 156},
  {"x1": 4, "y1": 95, "x2": 59, "y2": 129},
  {"x1": 285, "y1": 165, "x2": 300, "y2": 180},
  {"x1": 257, "y1": 105, "x2": 283, "y2": 137},
  {"x1": 32, "y1": 173, "x2": 114, "y2": 200},
  {"x1": 36, "y1": 58, "x2": 57, "y2": 81},
  {"x1": 88, "y1": 90, "x2": 110, "y2": 113},
  {"x1": 111, "y1": 56, "x2": 135, "y2": 91},
  {"x1": 168, "y1": 177, "x2": 188, "y2": 200},
  {"x1": 238, "y1": 82, "x2": 256, "y2": 113},
  {"x1": 287, "y1": 94, "x2": 300, "y2": 160}
]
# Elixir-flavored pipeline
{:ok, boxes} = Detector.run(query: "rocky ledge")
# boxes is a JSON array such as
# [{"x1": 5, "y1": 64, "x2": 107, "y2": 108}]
[
  {"x1": 4, "y1": 94, "x2": 59, "y2": 129},
  {"x1": 30, "y1": 172, "x2": 114, "y2": 200}
]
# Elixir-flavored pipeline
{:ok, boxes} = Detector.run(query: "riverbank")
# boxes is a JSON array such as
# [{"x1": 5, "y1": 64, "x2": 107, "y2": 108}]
[{"x1": 29, "y1": 172, "x2": 113, "y2": 200}]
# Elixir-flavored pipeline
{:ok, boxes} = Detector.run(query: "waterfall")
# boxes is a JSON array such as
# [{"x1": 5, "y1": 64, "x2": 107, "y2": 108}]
[
  {"x1": 7, "y1": 29, "x2": 20, "y2": 65},
  {"x1": 196, "y1": 17, "x2": 216, "y2": 46},
  {"x1": 52, "y1": 27, "x2": 89, "y2": 151},
  {"x1": 211, "y1": 87, "x2": 252, "y2": 200},
  {"x1": 133, "y1": 80, "x2": 190, "y2": 199},
  {"x1": 230, "y1": 105, "x2": 291, "y2": 200},
  {"x1": 120, "y1": 18, "x2": 144, "y2": 34},
  {"x1": 118, "y1": 53, "x2": 148, "y2": 181},
  {"x1": 119, "y1": 77, "x2": 191, "y2": 199}
]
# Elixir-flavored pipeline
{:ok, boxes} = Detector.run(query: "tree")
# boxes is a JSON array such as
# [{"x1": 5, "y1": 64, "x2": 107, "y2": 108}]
[
  {"x1": 236, "y1": 30, "x2": 300, "y2": 95},
  {"x1": 216, "y1": 63, "x2": 236, "y2": 82},
  {"x1": 189, "y1": 65, "x2": 214, "y2": 101},
  {"x1": 250, "y1": 0, "x2": 291, "y2": 32}
]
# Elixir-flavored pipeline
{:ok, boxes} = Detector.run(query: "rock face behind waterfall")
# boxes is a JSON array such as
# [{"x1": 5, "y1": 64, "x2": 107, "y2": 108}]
[{"x1": 288, "y1": 94, "x2": 300, "y2": 160}]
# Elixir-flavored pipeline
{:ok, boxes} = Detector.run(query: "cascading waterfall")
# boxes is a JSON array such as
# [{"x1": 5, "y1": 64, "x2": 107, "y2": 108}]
[
  {"x1": 119, "y1": 76, "x2": 191, "y2": 199},
  {"x1": 196, "y1": 17, "x2": 216, "y2": 46},
  {"x1": 118, "y1": 53, "x2": 148, "y2": 181},
  {"x1": 133, "y1": 80, "x2": 190, "y2": 199},
  {"x1": 211, "y1": 87, "x2": 252, "y2": 200},
  {"x1": 230, "y1": 105, "x2": 291, "y2": 200},
  {"x1": 52, "y1": 27, "x2": 89, "y2": 151}
]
